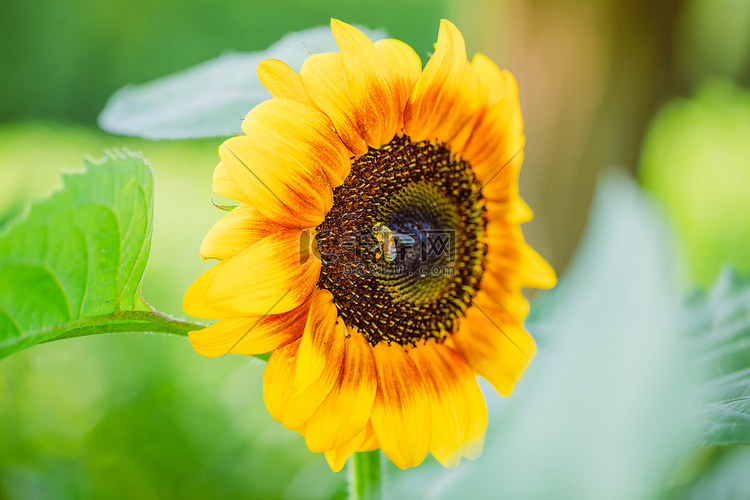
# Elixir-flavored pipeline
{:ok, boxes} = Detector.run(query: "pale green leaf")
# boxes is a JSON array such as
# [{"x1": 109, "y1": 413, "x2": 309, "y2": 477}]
[
  {"x1": 675, "y1": 447, "x2": 750, "y2": 500},
  {"x1": 98, "y1": 25, "x2": 386, "y2": 140}
]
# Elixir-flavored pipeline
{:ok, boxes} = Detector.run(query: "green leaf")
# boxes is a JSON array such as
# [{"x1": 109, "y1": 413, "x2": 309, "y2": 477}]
[
  {"x1": 692, "y1": 268, "x2": 750, "y2": 446},
  {"x1": 0, "y1": 150, "x2": 199, "y2": 360}
]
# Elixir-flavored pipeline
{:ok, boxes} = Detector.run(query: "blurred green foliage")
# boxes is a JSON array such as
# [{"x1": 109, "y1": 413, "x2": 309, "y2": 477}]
[
  {"x1": 678, "y1": 0, "x2": 750, "y2": 86},
  {"x1": 0, "y1": 0, "x2": 446, "y2": 124},
  {"x1": 640, "y1": 80, "x2": 750, "y2": 286}
]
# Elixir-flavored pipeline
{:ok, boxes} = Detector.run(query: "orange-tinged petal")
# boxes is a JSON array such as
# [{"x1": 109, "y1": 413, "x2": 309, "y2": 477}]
[
  {"x1": 212, "y1": 161, "x2": 250, "y2": 204},
  {"x1": 301, "y1": 52, "x2": 368, "y2": 155},
  {"x1": 294, "y1": 290, "x2": 339, "y2": 390},
  {"x1": 256, "y1": 59, "x2": 313, "y2": 105},
  {"x1": 188, "y1": 298, "x2": 311, "y2": 357},
  {"x1": 466, "y1": 100, "x2": 524, "y2": 185},
  {"x1": 438, "y1": 67, "x2": 481, "y2": 146},
  {"x1": 412, "y1": 341, "x2": 487, "y2": 467},
  {"x1": 200, "y1": 204, "x2": 285, "y2": 261},
  {"x1": 370, "y1": 342, "x2": 430, "y2": 469},
  {"x1": 477, "y1": 148, "x2": 525, "y2": 205},
  {"x1": 240, "y1": 98, "x2": 351, "y2": 187},
  {"x1": 448, "y1": 54, "x2": 504, "y2": 154},
  {"x1": 404, "y1": 20, "x2": 481, "y2": 145},
  {"x1": 375, "y1": 39, "x2": 422, "y2": 131},
  {"x1": 457, "y1": 64, "x2": 522, "y2": 186},
  {"x1": 447, "y1": 105, "x2": 483, "y2": 155},
  {"x1": 184, "y1": 229, "x2": 320, "y2": 318},
  {"x1": 452, "y1": 55, "x2": 523, "y2": 166},
  {"x1": 303, "y1": 327, "x2": 377, "y2": 452},
  {"x1": 375, "y1": 39, "x2": 422, "y2": 98},
  {"x1": 453, "y1": 298, "x2": 536, "y2": 396},
  {"x1": 331, "y1": 19, "x2": 399, "y2": 147},
  {"x1": 263, "y1": 319, "x2": 346, "y2": 430},
  {"x1": 323, "y1": 422, "x2": 379, "y2": 473},
  {"x1": 219, "y1": 134, "x2": 331, "y2": 229}
]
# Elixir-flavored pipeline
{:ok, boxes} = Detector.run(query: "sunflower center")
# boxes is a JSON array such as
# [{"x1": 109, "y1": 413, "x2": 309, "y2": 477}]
[{"x1": 315, "y1": 135, "x2": 486, "y2": 347}]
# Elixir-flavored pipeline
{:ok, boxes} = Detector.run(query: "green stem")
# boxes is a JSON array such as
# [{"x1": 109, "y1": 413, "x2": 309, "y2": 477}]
[
  {"x1": 44, "y1": 310, "x2": 201, "y2": 340},
  {"x1": 34, "y1": 311, "x2": 271, "y2": 361},
  {"x1": 349, "y1": 450, "x2": 382, "y2": 500}
]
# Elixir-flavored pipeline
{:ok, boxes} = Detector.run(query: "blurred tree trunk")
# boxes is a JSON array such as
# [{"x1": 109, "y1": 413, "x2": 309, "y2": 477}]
[{"x1": 448, "y1": 0, "x2": 685, "y2": 274}]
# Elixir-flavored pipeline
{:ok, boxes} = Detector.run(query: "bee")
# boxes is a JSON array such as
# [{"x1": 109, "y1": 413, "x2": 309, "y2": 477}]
[{"x1": 373, "y1": 223, "x2": 415, "y2": 262}]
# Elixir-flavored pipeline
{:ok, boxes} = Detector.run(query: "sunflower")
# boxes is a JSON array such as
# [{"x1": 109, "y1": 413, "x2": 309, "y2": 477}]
[{"x1": 183, "y1": 18, "x2": 556, "y2": 471}]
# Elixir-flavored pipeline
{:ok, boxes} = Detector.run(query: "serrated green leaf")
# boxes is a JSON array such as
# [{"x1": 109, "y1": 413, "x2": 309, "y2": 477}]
[
  {"x1": 0, "y1": 150, "x2": 200, "y2": 360},
  {"x1": 693, "y1": 268, "x2": 750, "y2": 446}
]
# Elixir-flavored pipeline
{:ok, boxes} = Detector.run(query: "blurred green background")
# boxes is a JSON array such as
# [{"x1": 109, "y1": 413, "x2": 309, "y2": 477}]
[{"x1": 1, "y1": 0, "x2": 750, "y2": 498}]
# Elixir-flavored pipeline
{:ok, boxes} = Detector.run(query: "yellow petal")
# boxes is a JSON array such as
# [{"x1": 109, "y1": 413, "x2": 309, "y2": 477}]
[
  {"x1": 301, "y1": 52, "x2": 368, "y2": 156},
  {"x1": 518, "y1": 242, "x2": 557, "y2": 289},
  {"x1": 453, "y1": 298, "x2": 536, "y2": 396},
  {"x1": 410, "y1": 343, "x2": 460, "y2": 467},
  {"x1": 213, "y1": 161, "x2": 250, "y2": 204},
  {"x1": 485, "y1": 197, "x2": 534, "y2": 225},
  {"x1": 477, "y1": 273, "x2": 531, "y2": 321},
  {"x1": 323, "y1": 421, "x2": 379, "y2": 473},
  {"x1": 331, "y1": 19, "x2": 400, "y2": 147},
  {"x1": 485, "y1": 222, "x2": 557, "y2": 290},
  {"x1": 370, "y1": 342, "x2": 430, "y2": 469},
  {"x1": 219, "y1": 134, "x2": 331, "y2": 229},
  {"x1": 184, "y1": 229, "x2": 320, "y2": 318},
  {"x1": 256, "y1": 58, "x2": 314, "y2": 105},
  {"x1": 404, "y1": 20, "x2": 481, "y2": 145},
  {"x1": 240, "y1": 98, "x2": 351, "y2": 187},
  {"x1": 294, "y1": 290, "x2": 339, "y2": 390},
  {"x1": 303, "y1": 327, "x2": 377, "y2": 452},
  {"x1": 182, "y1": 259, "x2": 242, "y2": 319},
  {"x1": 188, "y1": 298, "x2": 311, "y2": 357},
  {"x1": 263, "y1": 319, "x2": 346, "y2": 430},
  {"x1": 411, "y1": 341, "x2": 487, "y2": 466},
  {"x1": 200, "y1": 204, "x2": 285, "y2": 261},
  {"x1": 471, "y1": 53, "x2": 509, "y2": 106}
]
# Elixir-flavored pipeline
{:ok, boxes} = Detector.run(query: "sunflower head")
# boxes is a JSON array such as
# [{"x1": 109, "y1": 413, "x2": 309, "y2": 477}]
[{"x1": 183, "y1": 18, "x2": 556, "y2": 471}]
